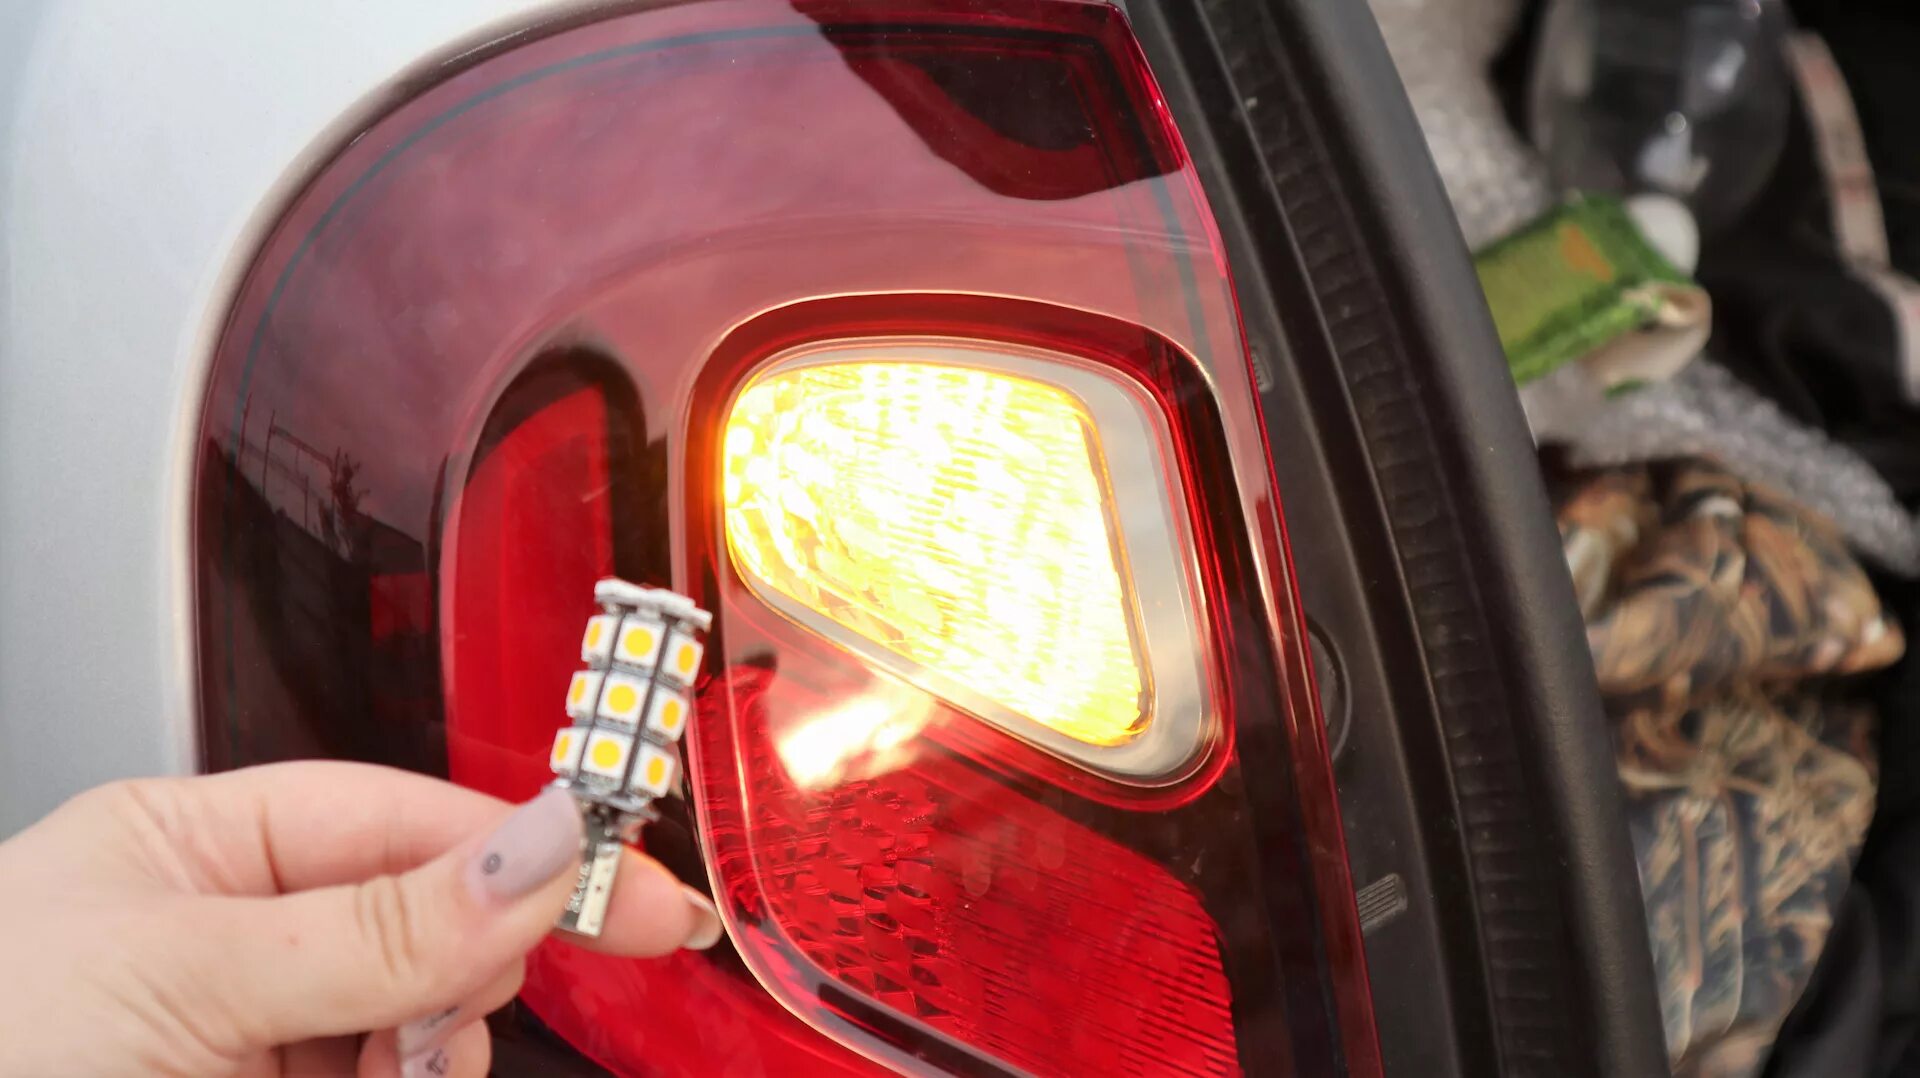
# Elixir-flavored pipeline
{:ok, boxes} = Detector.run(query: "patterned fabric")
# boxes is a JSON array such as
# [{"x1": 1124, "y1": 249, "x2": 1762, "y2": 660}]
[
  {"x1": 1563, "y1": 459, "x2": 1903, "y2": 711},
  {"x1": 1554, "y1": 458, "x2": 1896, "y2": 1076},
  {"x1": 1622, "y1": 690, "x2": 1877, "y2": 1074}
]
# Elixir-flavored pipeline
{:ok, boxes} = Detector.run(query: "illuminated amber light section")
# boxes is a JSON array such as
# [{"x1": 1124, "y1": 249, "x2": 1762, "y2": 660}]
[{"x1": 724, "y1": 360, "x2": 1148, "y2": 745}]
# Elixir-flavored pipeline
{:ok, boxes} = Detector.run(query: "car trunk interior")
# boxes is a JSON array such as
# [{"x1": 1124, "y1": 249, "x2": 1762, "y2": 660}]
[{"x1": 1458, "y1": 1, "x2": 1920, "y2": 1074}]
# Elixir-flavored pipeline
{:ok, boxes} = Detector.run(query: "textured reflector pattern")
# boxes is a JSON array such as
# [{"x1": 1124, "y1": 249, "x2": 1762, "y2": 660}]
[
  {"x1": 703, "y1": 668, "x2": 1239, "y2": 1077},
  {"x1": 724, "y1": 360, "x2": 1147, "y2": 746}
]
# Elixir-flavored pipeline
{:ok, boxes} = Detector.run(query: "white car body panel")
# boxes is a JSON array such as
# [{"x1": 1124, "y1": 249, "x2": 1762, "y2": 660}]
[{"x1": 0, "y1": 0, "x2": 573, "y2": 834}]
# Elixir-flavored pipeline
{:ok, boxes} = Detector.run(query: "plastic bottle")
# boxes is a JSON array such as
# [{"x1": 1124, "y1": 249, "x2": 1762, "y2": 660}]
[{"x1": 1530, "y1": 0, "x2": 1793, "y2": 233}]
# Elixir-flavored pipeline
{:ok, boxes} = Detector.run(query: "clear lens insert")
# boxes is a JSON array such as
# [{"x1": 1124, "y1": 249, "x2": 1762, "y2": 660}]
[{"x1": 722, "y1": 341, "x2": 1210, "y2": 780}]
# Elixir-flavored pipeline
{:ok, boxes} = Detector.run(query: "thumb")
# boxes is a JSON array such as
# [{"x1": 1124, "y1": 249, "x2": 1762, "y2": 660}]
[{"x1": 199, "y1": 788, "x2": 584, "y2": 1046}]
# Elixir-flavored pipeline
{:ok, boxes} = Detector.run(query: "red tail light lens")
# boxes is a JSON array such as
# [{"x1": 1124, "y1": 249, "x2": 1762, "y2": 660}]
[
  {"x1": 689, "y1": 297, "x2": 1267, "y2": 1078},
  {"x1": 443, "y1": 370, "x2": 617, "y2": 796},
  {"x1": 193, "y1": 1, "x2": 1377, "y2": 1074},
  {"x1": 703, "y1": 665, "x2": 1240, "y2": 1076}
]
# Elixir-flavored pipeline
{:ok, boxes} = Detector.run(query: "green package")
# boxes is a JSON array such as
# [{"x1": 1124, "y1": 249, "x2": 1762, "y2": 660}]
[{"x1": 1475, "y1": 195, "x2": 1695, "y2": 385}]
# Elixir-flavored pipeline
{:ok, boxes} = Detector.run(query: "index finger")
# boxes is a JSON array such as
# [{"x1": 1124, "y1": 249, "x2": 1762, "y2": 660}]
[
  {"x1": 150, "y1": 762, "x2": 722, "y2": 959},
  {"x1": 170, "y1": 761, "x2": 519, "y2": 894}
]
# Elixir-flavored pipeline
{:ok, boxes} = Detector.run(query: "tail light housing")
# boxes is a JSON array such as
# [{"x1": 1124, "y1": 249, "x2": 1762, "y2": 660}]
[{"x1": 192, "y1": 1, "x2": 1377, "y2": 1074}]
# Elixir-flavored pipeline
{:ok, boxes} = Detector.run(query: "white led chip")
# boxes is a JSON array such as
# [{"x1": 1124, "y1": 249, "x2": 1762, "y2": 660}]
[
  {"x1": 582, "y1": 614, "x2": 618, "y2": 664},
  {"x1": 661, "y1": 631, "x2": 704, "y2": 686},
  {"x1": 595, "y1": 671, "x2": 648, "y2": 725},
  {"x1": 613, "y1": 614, "x2": 666, "y2": 669},
  {"x1": 644, "y1": 685, "x2": 691, "y2": 742},
  {"x1": 550, "y1": 726, "x2": 587, "y2": 775},
  {"x1": 581, "y1": 729, "x2": 633, "y2": 782},
  {"x1": 564, "y1": 670, "x2": 604, "y2": 720},
  {"x1": 628, "y1": 743, "x2": 678, "y2": 798}
]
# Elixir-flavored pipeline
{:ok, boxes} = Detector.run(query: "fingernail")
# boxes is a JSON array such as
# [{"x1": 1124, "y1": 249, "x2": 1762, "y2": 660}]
[
  {"x1": 401, "y1": 1046, "x2": 453, "y2": 1078},
  {"x1": 468, "y1": 788, "x2": 582, "y2": 902},
  {"x1": 395, "y1": 1004, "x2": 461, "y2": 1058},
  {"x1": 683, "y1": 886, "x2": 724, "y2": 950}
]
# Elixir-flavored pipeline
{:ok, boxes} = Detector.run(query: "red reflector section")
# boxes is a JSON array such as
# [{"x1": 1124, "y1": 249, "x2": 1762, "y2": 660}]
[
  {"x1": 704, "y1": 666, "x2": 1239, "y2": 1077},
  {"x1": 441, "y1": 384, "x2": 613, "y2": 794},
  {"x1": 369, "y1": 572, "x2": 432, "y2": 643}
]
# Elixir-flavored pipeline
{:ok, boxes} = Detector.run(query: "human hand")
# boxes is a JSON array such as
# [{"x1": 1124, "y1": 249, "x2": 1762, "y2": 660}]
[{"x1": 0, "y1": 761, "x2": 721, "y2": 1077}]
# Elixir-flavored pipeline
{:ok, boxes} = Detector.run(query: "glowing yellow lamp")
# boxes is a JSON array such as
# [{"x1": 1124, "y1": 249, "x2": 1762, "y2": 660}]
[{"x1": 724, "y1": 355, "x2": 1151, "y2": 747}]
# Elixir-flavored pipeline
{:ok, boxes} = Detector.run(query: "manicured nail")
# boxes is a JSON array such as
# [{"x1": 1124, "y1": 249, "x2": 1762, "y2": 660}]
[
  {"x1": 683, "y1": 886, "x2": 724, "y2": 950},
  {"x1": 468, "y1": 789, "x2": 582, "y2": 902},
  {"x1": 395, "y1": 1004, "x2": 461, "y2": 1058},
  {"x1": 401, "y1": 1046, "x2": 452, "y2": 1078}
]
